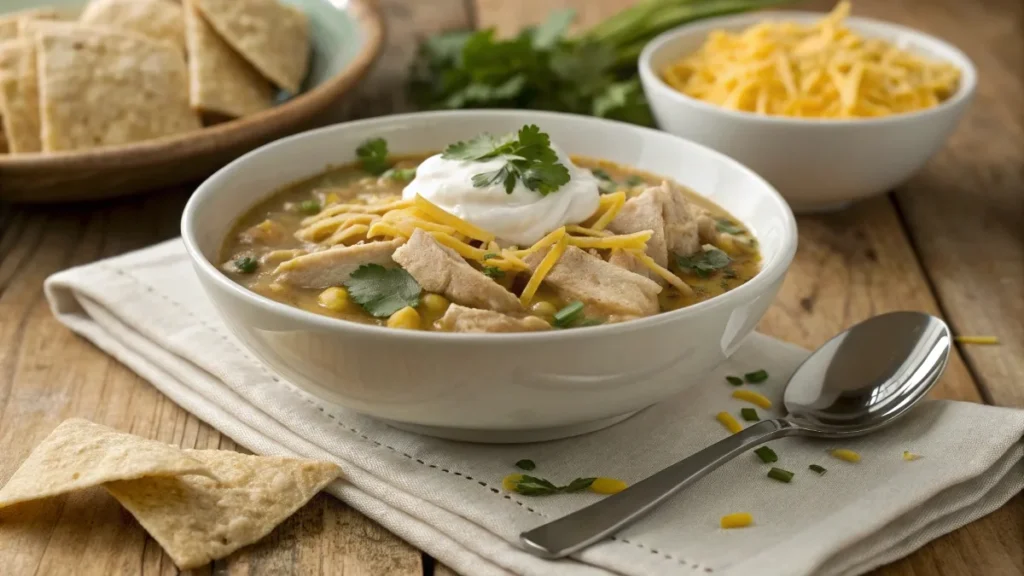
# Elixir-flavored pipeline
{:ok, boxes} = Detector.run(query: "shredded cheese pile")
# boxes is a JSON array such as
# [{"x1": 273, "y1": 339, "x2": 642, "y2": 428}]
[
  {"x1": 297, "y1": 191, "x2": 688, "y2": 306},
  {"x1": 661, "y1": 2, "x2": 961, "y2": 118}
]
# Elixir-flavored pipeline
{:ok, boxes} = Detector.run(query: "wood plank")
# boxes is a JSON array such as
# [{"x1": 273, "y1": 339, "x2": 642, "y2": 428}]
[
  {"x1": 882, "y1": 0, "x2": 1023, "y2": 408},
  {"x1": 0, "y1": 1, "x2": 472, "y2": 574}
]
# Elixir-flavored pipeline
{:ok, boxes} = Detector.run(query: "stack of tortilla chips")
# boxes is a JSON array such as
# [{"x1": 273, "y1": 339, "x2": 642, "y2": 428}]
[
  {"x1": 0, "y1": 0, "x2": 309, "y2": 155},
  {"x1": 0, "y1": 419, "x2": 341, "y2": 569}
]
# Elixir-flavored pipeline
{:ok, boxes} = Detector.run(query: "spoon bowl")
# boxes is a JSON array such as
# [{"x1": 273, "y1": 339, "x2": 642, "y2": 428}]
[
  {"x1": 519, "y1": 311, "x2": 952, "y2": 559},
  {"x1": 785, "y1": 311, "x2": 952, "y2": 435}
]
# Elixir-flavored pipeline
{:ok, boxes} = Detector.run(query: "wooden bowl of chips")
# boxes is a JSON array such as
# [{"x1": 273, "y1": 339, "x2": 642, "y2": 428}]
[{"x1": 0, "y1": 0, "x2": 383, "y2": 203}]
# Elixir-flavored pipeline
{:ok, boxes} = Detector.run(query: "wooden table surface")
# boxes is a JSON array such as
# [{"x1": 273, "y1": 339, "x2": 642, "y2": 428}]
[{"x1": 1, "y1": 0, "x2": 1021, "y2": 574}]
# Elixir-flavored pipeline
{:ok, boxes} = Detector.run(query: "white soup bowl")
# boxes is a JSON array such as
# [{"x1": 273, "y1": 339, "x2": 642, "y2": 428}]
[
  {"x1": 639, "y1": 12, "x2": 977, "y2": 213},
  {"x1": 181, "y1": 110, "x2": 797, "y2": 442}
]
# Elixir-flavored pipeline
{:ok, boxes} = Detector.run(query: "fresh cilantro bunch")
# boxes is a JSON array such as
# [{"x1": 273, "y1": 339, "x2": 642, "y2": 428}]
[
  {"x1": 442, "y1": 124, "x2": 570, "y2": 195},
  {"x1": 409, "y1": 0, "x2": 791, "y2": 125}
]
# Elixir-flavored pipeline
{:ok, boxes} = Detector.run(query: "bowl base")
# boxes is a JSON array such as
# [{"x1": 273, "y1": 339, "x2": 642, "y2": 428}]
[{"x1": 381, "y1": 411, "x2": 641, "y2": 443}]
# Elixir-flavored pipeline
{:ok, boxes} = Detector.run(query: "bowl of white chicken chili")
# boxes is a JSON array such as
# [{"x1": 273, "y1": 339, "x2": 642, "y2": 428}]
[{"x1": 182, "y1": 110, "x2": 797, "y2": 442}]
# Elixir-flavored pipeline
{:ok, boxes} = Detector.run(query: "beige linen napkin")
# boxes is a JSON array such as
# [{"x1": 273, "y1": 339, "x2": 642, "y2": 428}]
[{"x1": 44, "y1": 239, "x2": 1024, "y2": 576}]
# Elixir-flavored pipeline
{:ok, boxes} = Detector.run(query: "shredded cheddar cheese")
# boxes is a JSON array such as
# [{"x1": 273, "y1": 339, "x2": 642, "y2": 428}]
[
  {"x1": 306, "y1": 198, "x2": 412, "y2": 224},
  {"x1": 324, "y1": 224, "x2": 369, "y2": 245},
  {"x1": 414, "y1": 195, "x2": 495, "y2": 243},
  {"x1": 520, "y1": 236, "x2": 569, "y2": 306},
  {"x1": 566, "y1": 225, "x2": 612, "y2": 237},
  {"x1": 720, "y1": 512, "x2": 753, "y2": 529},
  {"x1": 732, "y1": 389, "x2": 773, "y2": 409},
  {"x1": 831, "y1": 448, "x2": 861, "y2": 463},
  {"x1": 716, "y1": 411, "x2": 743, "y2": 434},
  {"x1": 661, "y1": 2, "x2": 961, "y2": 118},
  {"x1": 626, "y1": 249, "x2": 694, "y2": 295},
  {"x1": 591, "y1": 191, "x2": 627, "y2": 230},
  {"x1": 429, "y1": 231, "x2": 492, "y2": 260},
  {"x1": 512, "y1": 227, "x2": 567, "y2": 258},
  {"x1": 954, "y1": 335, "x2": 1000, "y2": 345},
  {"x1": 567, "y1": 230, "x2": 652, "y2": 250}
]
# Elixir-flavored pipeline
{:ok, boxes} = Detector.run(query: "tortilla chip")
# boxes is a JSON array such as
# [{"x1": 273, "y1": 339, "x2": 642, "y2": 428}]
[
  {"x1": 80, "y1": 0, "x2": 186, "y2": 54},
  {"x1": 0, "y1": 8, "x2": 61, "y2": 42},
  {"x1": 0, "y1": 419, "x2": 213, "y2": 509},
  {"x1": 183, "y1": 0, "x2": 273, "y2": 118},
  {"x1": 0, "y1": 38, "x2": 41, "y2": 154},
  {"x1": 105, "y1": 450, "x2": 340, "y2": 569},
  {"x1": 36, "y1": 26, "x2": 201, "y2": 152},
  {"x1": 193, "y1": 0, "x2": 309, "y2": 94}
]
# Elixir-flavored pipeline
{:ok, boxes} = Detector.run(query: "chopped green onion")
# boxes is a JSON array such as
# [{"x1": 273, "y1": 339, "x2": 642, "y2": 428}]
[
  {"x1": 726, "y1": 375, "x2": 743, "y2": 386},
  {"x1": 515, "y1": 459, "x2": 536, "y2": 471},
  {"x1": 744, "y1": 369, "x2": 769, "y2": 383},
  {"x1": 767, "y1": 467, "x2": 794, "y2": 483},
  {"x1": 553, "y1": 301, "x2": 585, "y2": 327},
  {"x1": 299, "y1": 199, "x2": 321, "y2": 215},
  {"x1": 574, "y1": 318, "x2": 604, "y2": 328},
  {"x1": 741, "y1": 408, "x2": 759, "y2": 422},
  {"x1": 809, "y1": 464, "x2": 827, "y2": 475},
  {"x1": 234, "y1": 257, "x2": 258, "y2": 274},
  {"x1": 753, "y1": 446, "x2": 777, "y2": 463}
]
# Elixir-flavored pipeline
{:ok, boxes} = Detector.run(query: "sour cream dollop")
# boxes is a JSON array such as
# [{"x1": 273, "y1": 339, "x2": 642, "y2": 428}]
[{"x1": 402, "y1": 144, "x2": 600, "y2": 246}]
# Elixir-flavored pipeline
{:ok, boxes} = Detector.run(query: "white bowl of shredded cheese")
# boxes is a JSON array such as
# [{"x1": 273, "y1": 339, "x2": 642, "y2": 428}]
[{"x1": 638, "y1": 7, "x2": 977, "y2": 212}]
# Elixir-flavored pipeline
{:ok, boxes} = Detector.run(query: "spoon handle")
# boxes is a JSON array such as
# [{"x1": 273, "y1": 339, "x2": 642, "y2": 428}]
[{"x1": 519, "y1": 418, "x2": 801, "y2": 559}]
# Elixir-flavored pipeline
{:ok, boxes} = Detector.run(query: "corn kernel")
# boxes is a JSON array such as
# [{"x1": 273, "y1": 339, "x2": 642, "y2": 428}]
[
  {"x1": 716, "y1": 411, "x2": 743, "y2": 434},
  {"x1": 318, "y1": 287, "x2": 350, "y2": 312},
  {"x1": 530, "y1": 301, "x2": 558, "y2": 317},
  {"x1": 732, "y1": 389, "x2": 773, "y2": 409},
  {"x1": 589, "y1": 477, "x2": 627, "y2": 495},
  {"x1": 387, "y1": 306, "x2": 421, "y2": 330},
  {"x1": 902, "y1": 451, "x2": 923, "y2": 461},
  {"x1": 831, "y1": 448, "x2": 861, "y2": 463},
  {"x1": 420, "y1": 293, "x2": 450, "y2": 314},
  {"x1": 325, "y1": 192, "x2": 341, "y2": 205},
  {"x1": 502, "y1": 473, "x2": 523, "y2": 491},
  {"x1": 720, "y1": 512, "x2": 753, "y2": 529}
]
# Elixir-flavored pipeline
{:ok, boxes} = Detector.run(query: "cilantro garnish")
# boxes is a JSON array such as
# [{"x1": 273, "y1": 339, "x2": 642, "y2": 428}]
[
  {"x1": 482, "y1": 266, "x2": 505, "y2": 279},
  {"x1": 343, "y1": 264, "x2": 421, "y2": 318},
  {"x1": 625, "y1": 175, "x2": 645, "y2": 187},
  {"x1": 590, "y1": 168, "x2": 618, "y2": 194},
  {"x1": 715, "y1": 218, "x2": 745, "y2": 235},
  {"x1": 676, "y1": 246, "x2": 731, "y2": 278},
  {"x1": 410, "y1": 1, "x2": 791, "y2": 124},
  {"x1": 382, "y1": 167, "x2": 416, "y2": 182},
  {"x1": 510, "y1": 475, "x2": 596, "y2": 496},
  {"x1": 234, "y1": 257, "x2": 258, "y2": 274},
  {"x1": 442, "y1": 125, "x2": 570, "y2": 195},
  {"x1": 356, "y1": 138, "x2": 391, "y2": 176}
]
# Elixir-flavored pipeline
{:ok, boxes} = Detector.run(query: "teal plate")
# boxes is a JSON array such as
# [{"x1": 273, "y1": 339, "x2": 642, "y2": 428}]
[{"x1": 0, "y1": 0, "x2": 383, "y2": 203}]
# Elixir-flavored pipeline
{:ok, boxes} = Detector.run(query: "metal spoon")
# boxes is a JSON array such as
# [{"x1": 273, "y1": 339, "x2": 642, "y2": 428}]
[{"x1": 519, "y1": 311, "x2": 951, "y2": 559}]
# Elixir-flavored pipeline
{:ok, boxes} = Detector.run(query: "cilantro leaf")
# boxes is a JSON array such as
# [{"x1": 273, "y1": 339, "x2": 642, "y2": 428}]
[
  {"x1": 515, "y1": 459, "x2": 536, "y2": 471},
  {"x1": 482, "y1": 266, "x2": 505, "y2": 279},
  {"x1": 445, "y1": 125, "x2": 570, "y2": 195},
  {"x1": 382, "y1": 167, "x2": 417, "y2": 182},
  {"x1": 676, "y1": 246, "x2": 732, "y2": 278},
  {"x1": 344, "y1": 264, "x2": 421, "y2": 318},
  {"x1": 356, "y1": 138, "x2": 391, "y2": 175}
]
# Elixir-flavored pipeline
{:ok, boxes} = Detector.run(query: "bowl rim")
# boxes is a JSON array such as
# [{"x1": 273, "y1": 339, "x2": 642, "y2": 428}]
[
  {"x1": 181, "y1": 109, "x2": 798, "y2": 344},
  {"x1": 638, "y1": 10, "x2": 979, "y2": 127},
  {"x1": 0, "y1": 0, "x2": 384, "y2": 168}
]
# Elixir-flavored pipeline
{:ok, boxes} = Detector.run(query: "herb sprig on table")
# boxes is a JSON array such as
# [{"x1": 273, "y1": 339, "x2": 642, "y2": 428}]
[
  {"x1": 442, "y1": 124, "x2": 570, "y2": 194},
  {"x1": 410, "y1": 0, "x2": 792, "y2": 125}
]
